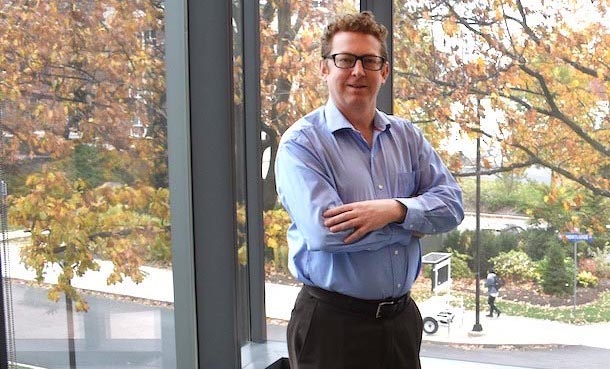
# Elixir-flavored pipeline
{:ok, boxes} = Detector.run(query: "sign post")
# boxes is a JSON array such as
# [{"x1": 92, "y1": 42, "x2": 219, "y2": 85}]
[{"x1": 561, "y1": 233, "x2": 593, "y2": 315}]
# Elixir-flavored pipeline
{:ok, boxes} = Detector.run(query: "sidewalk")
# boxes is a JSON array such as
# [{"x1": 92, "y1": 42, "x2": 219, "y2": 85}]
[
  {"x1": 4, "y1": 230, "x2": 610, "y2": 350},
  {"x1": 264, "y1": 282, "x2": 610, "y2": 350},
  {"x1": 1, "y1": 230, "x2": 174, "y2": 303}
]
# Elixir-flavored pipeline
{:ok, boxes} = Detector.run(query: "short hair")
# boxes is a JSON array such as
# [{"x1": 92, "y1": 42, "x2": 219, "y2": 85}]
[{"x1": 321, "y1": 11, "x2": 389, "y2": 59}]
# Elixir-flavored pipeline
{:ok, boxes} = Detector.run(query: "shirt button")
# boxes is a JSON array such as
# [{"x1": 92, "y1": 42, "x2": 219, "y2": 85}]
[
  {"x1": 397, "y1": 283, "x2": 402, "y2": 288},
  {"x1": 394, "y1": 250, "x2": 399, "y2": 255},
  {"x1": 377, "y1": 184, "x2": 384, "y2": 190}
]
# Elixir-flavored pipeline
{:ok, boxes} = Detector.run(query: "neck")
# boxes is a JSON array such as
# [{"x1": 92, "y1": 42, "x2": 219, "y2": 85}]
[
  {"x1": 339, "y1": 104, "x2": 376, "y2": 131},
  {"x1": 345, "y1": 109, "x2": 376, "y2": 146}
]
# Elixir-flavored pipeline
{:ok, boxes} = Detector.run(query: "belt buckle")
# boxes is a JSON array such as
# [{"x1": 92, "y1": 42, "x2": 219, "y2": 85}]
[{"x1": 375, "y1": 301, "x2": 396, "y2": 319}]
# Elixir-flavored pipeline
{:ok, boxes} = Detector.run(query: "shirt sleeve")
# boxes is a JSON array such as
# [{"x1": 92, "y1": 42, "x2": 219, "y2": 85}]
[
  {"x1": 394, "y1": 127, "x2": 464, "y2": 234},
  {"x1": 275, "y1": 131, "x2": 411, "y2": 253}
]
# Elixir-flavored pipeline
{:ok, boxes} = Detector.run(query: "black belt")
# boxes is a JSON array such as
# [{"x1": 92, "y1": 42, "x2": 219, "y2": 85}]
[{"x1": 303, "y1": 285, "x2": 411, "y2": 319}]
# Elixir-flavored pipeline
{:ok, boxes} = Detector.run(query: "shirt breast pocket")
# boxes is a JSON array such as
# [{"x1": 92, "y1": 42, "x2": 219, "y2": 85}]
[{"x1": 396, "y1": 171, "x2": 420, "y2": 197}]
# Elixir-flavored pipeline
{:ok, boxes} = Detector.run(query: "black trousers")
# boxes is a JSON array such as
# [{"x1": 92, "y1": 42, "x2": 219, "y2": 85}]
[
  {"x1": 287, "y1": 286, "x2": 423, "y2": 369},
  {"x1": 487, "y1": 295, "x2": 500, "y2": 315}
]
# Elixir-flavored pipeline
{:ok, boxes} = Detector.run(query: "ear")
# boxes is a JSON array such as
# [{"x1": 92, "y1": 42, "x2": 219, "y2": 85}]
[
  {"x1": 320, "y1": 59, "x2": 330, "y2": 79},
  {"x1": 380, "y1": 61, "x2": 390, "y2": 83}
]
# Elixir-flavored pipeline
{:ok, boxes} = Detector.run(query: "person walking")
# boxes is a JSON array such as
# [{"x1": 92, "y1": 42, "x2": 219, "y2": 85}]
[
  {"x1": 485, "y1": 269, "x2": 502, "y2": 317},
  {"x1": 275, "y1": 11, "x2": 464, "y2": 369}
]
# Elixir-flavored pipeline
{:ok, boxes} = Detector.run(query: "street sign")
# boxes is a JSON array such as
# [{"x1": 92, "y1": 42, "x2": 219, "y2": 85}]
[{"x1": 561, "y1": 233, "x2": 594, "y2": 243}]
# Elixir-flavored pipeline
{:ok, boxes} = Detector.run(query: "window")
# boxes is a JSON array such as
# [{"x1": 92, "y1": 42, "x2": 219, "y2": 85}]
[{"x1": 1, "y1": 1, "x2": 174, "y2": 368}]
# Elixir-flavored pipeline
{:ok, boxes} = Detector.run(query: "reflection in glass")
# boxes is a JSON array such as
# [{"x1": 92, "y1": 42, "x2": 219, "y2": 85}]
[
  {"x1": 1, "y1": 1, "x2": 174, "y2": 368},
  {"x1": 259, "y1": 0, "x2": 358, "y2": 283}
]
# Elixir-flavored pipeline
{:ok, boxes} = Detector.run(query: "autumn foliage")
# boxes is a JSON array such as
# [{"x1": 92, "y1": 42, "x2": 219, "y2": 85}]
[
  {"x1": 1, "y1": 1, "x2": 167, "y2": 310},
  {"x1": 393, "y1": 0, "x2": 610, "y2": 199}
]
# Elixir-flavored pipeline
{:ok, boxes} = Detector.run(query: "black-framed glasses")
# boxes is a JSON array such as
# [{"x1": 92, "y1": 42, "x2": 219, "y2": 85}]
[{"x1": 324, "y1": 53, "x2": 387, "y2": 71}]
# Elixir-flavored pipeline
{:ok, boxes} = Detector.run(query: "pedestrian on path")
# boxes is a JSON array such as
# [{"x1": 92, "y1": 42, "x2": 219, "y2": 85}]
[
  {"x1": 485, "y1": 269, "x2": 502, "y2": 317},
  {"x1": 275, "y1": 11, "x2": 464, "y2": 369}
]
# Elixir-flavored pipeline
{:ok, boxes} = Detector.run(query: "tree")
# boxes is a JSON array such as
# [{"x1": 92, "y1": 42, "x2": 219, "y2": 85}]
[
  {"x1": 1, "y1": 1, "x2": 169, "y2": 309},
  {"x1": 0, "y1": 1, "x2": 166, "y2": 182},
  {"x1": 394, "y1": 0, "x2": 610, "y2": 198},
  {"x1": 259, "y1": 1, "x2": 358, "y2": 209},
  {"x1": 541, "y1": 239, "x2": 573, "y2": 296},
  {"x1": 523, "y1": 180, "x2": 610, "y2": 237},
  {"x1": 9, "y1": 171, "x2": 170, "y2": 311}
]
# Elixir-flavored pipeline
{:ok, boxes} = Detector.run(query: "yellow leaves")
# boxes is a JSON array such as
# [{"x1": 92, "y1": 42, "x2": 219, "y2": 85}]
[
  {"x1": 442, "y1": 18, "x2": 460, "y2": 37},
  {"x1": 569, "y1": 79, "x2": 580, "y2": 88},
  {"x1": 12, "y1": 168, "x2": 171, "y2": 309},
  {"x1": 267, "y1": 238, "x2": 278, "y2": 248},
  {"x1": 48, "y1": 289, "x2": 61, "y2": 302},
  {"x1": 75, "y1": 300, "x2": 89, "y2": 312},
  {"x1": 494, "y1": 8, "x2": 503, "y2": 21},
  {"x1": 474, "y1": 56, "x2": 487, "y2": 74}
]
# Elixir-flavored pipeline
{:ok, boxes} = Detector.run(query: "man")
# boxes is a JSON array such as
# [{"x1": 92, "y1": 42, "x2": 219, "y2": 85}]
[
  {"x1": 485, "y1": 269, "x2": 502, "y2": 317},
  {"x1": 275, "y1": 11, "x2": 464, "y2": 369}
]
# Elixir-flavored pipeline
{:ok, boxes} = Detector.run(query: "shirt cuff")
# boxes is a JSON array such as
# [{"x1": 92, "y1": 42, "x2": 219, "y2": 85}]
[{"x1": 395, "y1": 197, "x2": 424, "y2": 231}]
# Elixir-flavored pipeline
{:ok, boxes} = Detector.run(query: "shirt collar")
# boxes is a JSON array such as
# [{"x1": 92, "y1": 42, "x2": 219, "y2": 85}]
[{"x1": 324, "y1": 100, "x2": 392, "y2": 134}]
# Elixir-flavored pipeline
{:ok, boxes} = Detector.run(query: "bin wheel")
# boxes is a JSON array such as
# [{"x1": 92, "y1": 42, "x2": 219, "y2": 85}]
[{"x1": 423, "y1": 317, "x2": 439, "y2": 335}]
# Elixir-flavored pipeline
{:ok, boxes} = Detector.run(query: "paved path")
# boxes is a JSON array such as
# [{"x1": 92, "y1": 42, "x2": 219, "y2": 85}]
[{"x1": 265, "y1": 283, "x2": 610, "y2": 350}]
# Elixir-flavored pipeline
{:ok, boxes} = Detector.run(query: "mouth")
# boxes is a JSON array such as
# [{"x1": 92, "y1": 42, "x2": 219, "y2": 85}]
[{"x1": 347, "y1": 83, "x2": 367, "y2": 89}]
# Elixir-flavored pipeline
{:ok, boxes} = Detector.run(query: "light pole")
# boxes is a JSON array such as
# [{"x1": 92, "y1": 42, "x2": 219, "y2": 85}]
[{"x1": 472, "y1": 98, "x2": 483, "y2": 332}]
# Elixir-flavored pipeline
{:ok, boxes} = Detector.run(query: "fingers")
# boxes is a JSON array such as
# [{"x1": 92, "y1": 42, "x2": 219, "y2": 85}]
[
  {"x1": 323, "y1": 207, "x2": 353, "y2": 229},
  {"x1": 342, "y1": 228, "x2": 367, "y2": 244},
  {"x1": 322, "y1": 205, "x2": 367, "y2": 243},
  {"x1": 322, "y1": 204, "x2": 349, "y2": 218}
]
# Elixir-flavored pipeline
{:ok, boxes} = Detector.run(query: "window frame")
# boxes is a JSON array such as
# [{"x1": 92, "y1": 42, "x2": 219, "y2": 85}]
[{"x1": 167, "y1": 1, "x2": 394, "y2": 368}]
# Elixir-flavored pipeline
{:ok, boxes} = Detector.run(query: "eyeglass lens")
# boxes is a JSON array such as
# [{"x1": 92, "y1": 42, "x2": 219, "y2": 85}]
[{"x1": 331, "y1": 53, "x2": 384, "y2": 70}]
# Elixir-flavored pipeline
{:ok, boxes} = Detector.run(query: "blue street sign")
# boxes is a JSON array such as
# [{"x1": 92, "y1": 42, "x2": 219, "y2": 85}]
[{"x1": 561, "y1": 233, "x2": 594, "y2": 243}]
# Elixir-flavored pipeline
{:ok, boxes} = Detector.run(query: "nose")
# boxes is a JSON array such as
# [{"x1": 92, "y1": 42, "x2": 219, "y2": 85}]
[{"x1": 351, "y1": 59, "x2": 366, "y2": 75}]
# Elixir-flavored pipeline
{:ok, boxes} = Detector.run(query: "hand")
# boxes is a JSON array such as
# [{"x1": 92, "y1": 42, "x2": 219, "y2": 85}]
[{"x1": 322, "y1": 199, "x2": 406, "y2": 244}]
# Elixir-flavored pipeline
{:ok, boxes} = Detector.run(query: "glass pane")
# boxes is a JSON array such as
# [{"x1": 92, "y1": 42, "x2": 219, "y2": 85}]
[
  {"x1": 259, "y1": 0, "x2": 358, "y2": 330},
  {"x1": 393, "y1": 0, "x2": 610, "y2": 368},
  {"x1": 1, "y1": 1, "x2": 174, "y2": 368}
]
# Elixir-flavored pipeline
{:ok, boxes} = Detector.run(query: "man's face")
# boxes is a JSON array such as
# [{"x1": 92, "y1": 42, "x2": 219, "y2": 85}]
[{"x1": 321, "y1": 31, "x2": 389, "y2": 115}]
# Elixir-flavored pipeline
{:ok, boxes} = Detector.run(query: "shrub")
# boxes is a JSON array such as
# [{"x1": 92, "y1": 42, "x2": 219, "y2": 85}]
[
  {"x1": 489, "y1": 250, "x2": 538, "y2": 282},
  {"x1": 448, "y1": 249, "x2": 473, "y2": 279},
  {"x1": 591, "y1": 245, "x2": 610, "y2": 279},
  {"x1": 263, "y1": 207, "x2": 292, "y2": 273},
  {"x1": 540, "y1": 240, "x2": 573, "y2": 296},
  {"x1": 443, "y1": 230, "x2": 461, "y2": 252},
  {"x1": 578, "y1": 258, "x2": 597, "y2": 275},
  {"x1": 521, "y1": 229, "x2": 558, "y2": 261},
  {"x1": 577, "y1": 271, "x2": 599, "y2": 288}
]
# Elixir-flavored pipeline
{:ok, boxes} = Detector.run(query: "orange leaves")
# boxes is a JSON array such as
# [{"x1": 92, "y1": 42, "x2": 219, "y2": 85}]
[
  {"x1": 1, "y1": 0, "x2": 165, "y2": 160},
  {"x1": 442, "y1": 17, "x2": 460, "y2": 37},
  {"x1": 394, "y1": 1, "x2": 610, "y2": 199}
]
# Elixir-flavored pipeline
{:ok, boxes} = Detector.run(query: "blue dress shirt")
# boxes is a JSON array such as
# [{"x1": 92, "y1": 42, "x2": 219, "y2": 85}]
[{"x1": 275, "y1": 100, "x2": 464, "y2": 300}]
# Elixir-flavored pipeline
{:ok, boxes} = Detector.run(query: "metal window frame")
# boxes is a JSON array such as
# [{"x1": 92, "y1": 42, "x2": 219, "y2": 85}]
[
  {"x1": 167, "y1": 0, "x2": 240, "y2": 367},
  {"x1": 243, "y1": 0, "x2": 267, "y2": 344},
  {"x1": 166, "y1": 1, "x2": 394, "y2": 368}
]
